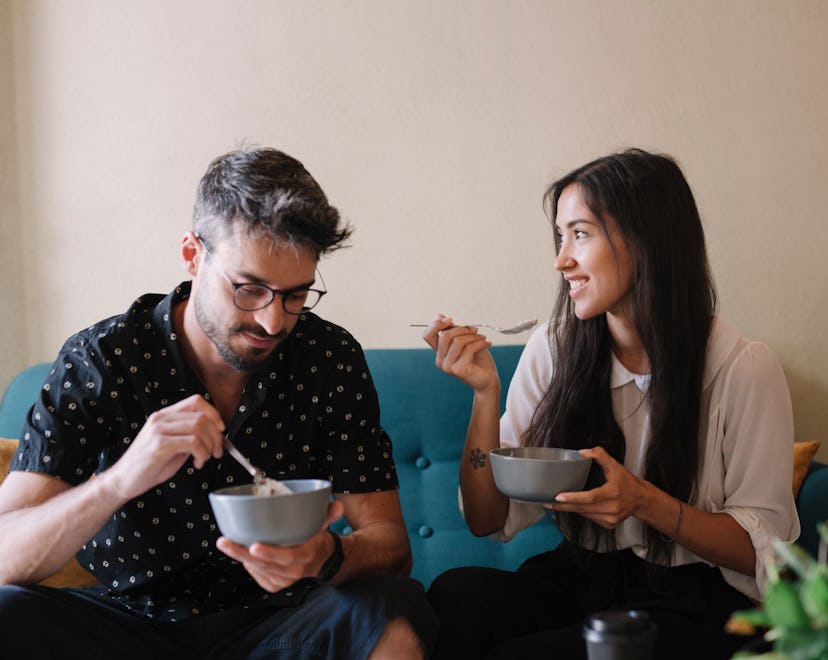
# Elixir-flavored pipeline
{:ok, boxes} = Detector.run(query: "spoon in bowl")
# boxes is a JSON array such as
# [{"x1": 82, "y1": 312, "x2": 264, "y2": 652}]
[
  {"x1": 409, "y1": 318, "x2": 538, "y2": 335},
  {"x1": 222, "y1": 437, "x2": 292, "y2": 495},
  {"x1": 223, "y1": 437, "x2": 265, "y2": 483}
]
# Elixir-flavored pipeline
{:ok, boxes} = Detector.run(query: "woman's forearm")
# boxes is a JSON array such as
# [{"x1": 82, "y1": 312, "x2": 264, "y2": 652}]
[{"x1": 458, "y1": 386, "x2": 511, "y2": 536}]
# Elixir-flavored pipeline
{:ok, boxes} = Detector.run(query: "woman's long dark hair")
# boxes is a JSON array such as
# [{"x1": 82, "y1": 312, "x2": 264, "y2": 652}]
[{"x1": 522, "y1": 149, "x2": 717, "y2": 565}]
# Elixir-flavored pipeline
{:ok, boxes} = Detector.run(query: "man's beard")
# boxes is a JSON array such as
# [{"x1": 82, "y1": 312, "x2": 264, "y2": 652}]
[{"x1": 194, "y1": 294, "x2": 284, "y2": 373}]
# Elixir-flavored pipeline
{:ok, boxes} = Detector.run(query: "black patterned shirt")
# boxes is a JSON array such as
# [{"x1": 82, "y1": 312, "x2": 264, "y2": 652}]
[{"x1": 12, "y1": 282, "x2": 398, "y2": 621}]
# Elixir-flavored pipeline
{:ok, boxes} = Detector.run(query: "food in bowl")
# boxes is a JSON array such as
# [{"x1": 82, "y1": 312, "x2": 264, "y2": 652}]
[
  {"x1": 208, "y1": 478, "x2": 332, "y2": 546},
  {"x1": 253, "y1": 476, "x2": 292, "y2": 496},
  {"x1": 489, "y1": 447, "x2": 592, "y2": 503}
]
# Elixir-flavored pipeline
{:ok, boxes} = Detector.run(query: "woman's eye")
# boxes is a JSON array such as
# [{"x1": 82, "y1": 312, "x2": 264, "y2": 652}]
[{"x1": 574, "y1": 230, "x2": 587, "y2": 240}]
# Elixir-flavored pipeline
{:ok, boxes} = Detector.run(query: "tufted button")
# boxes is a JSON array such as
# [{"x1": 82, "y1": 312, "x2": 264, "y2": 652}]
[
  {"x1": 415, "y1": 456, "x2": 431, "y2": 469},
  {"x1": 418, "y1": 525, "x2": 433, "y2": 538}
]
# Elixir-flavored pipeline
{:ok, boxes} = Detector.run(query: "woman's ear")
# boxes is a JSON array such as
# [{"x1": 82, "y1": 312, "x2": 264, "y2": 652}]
[{"x1": 181, "y1": 232, "x2": 201, "y2": 277}]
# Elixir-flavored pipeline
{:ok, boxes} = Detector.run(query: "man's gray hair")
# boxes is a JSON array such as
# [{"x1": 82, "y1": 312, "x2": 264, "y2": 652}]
[{"x1": 193, "y1": 147, "x2": 352, "y2": 258}]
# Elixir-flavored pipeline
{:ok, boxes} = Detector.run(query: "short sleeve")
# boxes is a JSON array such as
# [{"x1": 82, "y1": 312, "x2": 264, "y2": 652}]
[{"x1": 14, "y1": 340, "x2": 113, "y2": 485}]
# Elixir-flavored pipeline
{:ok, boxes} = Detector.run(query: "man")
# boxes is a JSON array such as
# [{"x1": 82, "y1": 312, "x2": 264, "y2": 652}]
[{"x1": 0, "y1": 148, "x2": 437, "y2": 659}]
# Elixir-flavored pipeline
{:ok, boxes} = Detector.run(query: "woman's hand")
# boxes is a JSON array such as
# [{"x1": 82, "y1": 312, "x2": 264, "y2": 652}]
[
  {"x1": 421, "y1": 314, "x2": 498, "y2": 393},
  {"x1": 547, "y1": 446, "x2": 646, "y2": 529}
]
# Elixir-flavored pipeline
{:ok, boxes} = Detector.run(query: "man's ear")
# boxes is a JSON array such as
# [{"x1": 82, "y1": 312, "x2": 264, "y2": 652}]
[{"x1": 181, "y1": 232, "x2": 201, "y2": 277}]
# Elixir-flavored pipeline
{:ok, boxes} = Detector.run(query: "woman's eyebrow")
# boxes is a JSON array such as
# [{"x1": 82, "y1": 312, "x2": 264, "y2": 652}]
[{"x1": 556, "y1": 218, "x2": 592, "y2": 231}]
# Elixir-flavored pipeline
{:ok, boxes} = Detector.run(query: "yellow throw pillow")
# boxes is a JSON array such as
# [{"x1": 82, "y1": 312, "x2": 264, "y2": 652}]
[
  {"x1": 0, "y1": 437, "x2": 17, "y2": 480},
  {"x1": 0, "y1": 437, "x2": 98, "y2": 587},
  {"x1": 793, "y1": 440, "x2": 821, "y2": 498}
]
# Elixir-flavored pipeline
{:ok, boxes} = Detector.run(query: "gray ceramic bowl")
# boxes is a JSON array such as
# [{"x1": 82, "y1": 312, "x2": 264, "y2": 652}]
[
  {"x1": 208, "y1": 478, "x2": 332, "y2": 546},
  {"x1": 490, "y1": 447, "x2": 592, "y2": 503}
]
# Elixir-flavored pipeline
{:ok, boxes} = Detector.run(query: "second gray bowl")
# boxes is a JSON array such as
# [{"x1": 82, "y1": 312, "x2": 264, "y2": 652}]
[{"x1": 490, "y1": 447, "x2": 592, "y2": 503}]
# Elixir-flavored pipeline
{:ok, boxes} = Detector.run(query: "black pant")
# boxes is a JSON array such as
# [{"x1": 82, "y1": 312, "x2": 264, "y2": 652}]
[
  {"x1": 427, "y1": 542, "x2": 757, "y2": 659},
  {"x1": 0, "y1": 576, "x2": 437, "y2": 659}
]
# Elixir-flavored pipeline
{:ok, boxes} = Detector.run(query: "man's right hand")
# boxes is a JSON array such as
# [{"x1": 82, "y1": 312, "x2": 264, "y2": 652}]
[{"x1": 101, "y1": 394, "x2": 226, "y2": 502}]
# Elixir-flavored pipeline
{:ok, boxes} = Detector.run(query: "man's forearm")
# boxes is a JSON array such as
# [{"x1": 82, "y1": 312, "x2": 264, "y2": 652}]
[{"x1": 0, "y1": 473, "x2": 125, "y2": 585}]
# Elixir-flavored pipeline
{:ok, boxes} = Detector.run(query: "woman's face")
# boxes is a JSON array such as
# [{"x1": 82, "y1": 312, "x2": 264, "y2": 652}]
[{"x1": 553, "y1": 184, "x2": 634, "y2": 322}]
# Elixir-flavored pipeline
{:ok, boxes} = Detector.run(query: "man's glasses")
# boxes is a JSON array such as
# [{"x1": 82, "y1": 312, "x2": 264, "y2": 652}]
[{"x1": 196, "y1": 235, "x2": 326, "y2": 314}]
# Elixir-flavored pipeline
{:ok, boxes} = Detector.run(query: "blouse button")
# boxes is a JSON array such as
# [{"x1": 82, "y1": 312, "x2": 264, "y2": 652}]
[
  {"x1": 418, "y1": 525, "x2": 433, "y2": 538},
  {"x1": 415, "y1": 456, "x2": 430, "y2": 469}
]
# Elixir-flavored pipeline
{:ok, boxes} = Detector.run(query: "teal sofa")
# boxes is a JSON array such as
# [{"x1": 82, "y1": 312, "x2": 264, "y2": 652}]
[
  {"x1": 0, "y1": 347, "x2": 562, "y2": 588},
  {"x1": 2, "y1": 347, "x2": 826, "y2": 588}
]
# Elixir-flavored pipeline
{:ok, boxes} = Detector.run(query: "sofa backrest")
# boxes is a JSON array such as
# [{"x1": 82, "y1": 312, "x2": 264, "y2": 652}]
[
  {"x1": 360, "y1": 347, "x2": 561, "y2": 586},
  {"x1": 0, "y1": 363, "x2": 51, "y2": 438},
  {"x1": 0, "y1": 350, "x2": 561, "y2": 588}
]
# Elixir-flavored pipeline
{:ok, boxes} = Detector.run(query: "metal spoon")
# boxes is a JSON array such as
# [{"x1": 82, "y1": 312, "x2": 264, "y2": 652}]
[
  {"x1": 223, "y1": 437, "x2": 267, "y2": 486},
  {"x1": 409, "y1": 318, "x2": 538, "y2": 335}
]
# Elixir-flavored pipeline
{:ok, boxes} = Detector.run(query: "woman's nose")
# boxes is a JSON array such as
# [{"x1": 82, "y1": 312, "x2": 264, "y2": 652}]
[{"x1": 554, "y1": 247, "x2": 574, "y2": 271}]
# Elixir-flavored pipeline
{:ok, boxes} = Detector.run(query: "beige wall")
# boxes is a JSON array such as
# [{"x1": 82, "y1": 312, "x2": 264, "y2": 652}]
[{"x1": 2, "y1": 1, "x2": 827, "y2": 457}]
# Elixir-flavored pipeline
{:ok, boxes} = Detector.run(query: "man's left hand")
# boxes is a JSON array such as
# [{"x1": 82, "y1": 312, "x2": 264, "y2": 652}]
[{"x1": 216, "y1": 499, "x2": 345, "y2": 592}]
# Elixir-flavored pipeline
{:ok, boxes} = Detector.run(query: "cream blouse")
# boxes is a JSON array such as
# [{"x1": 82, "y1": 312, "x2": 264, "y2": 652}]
[{"x1": 488, "y1": 317, "x2": 799, "y2": 600}]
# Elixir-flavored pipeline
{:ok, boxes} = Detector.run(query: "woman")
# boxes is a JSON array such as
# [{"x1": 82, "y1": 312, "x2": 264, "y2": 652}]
[{"x1": 422, "y1": 149, "x2": 798, "y2": 659}]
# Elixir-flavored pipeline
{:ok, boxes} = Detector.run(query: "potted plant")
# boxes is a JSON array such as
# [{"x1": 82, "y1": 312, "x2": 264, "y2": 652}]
[{"x1": 728, "y1": 523, "x2": 828, "y2": 659}]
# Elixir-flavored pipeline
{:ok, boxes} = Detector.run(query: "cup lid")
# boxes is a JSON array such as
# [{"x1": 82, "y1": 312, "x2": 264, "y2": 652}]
[{"x1": 585, "y1": 610, "x2": 653, "y2": 634}]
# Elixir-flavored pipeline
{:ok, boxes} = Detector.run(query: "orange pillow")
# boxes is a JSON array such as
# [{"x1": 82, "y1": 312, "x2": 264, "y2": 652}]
[
  {"x1": 793, "y1": 441, "x2": 820, "y2": 498},
  {"x1": 0, "y1": 436, "x2": 17, "y2": 480}
]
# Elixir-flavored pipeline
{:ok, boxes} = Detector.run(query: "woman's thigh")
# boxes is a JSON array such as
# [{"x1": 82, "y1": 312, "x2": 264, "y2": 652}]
[{"x1": 427, "y1": 559, "x2": 589, "y2": 660}]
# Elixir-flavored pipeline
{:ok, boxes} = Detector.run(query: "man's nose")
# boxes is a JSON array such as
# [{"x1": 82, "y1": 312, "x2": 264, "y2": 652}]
[{"x1": 253, "y1": 298, "x2": 287, "y2": 336}]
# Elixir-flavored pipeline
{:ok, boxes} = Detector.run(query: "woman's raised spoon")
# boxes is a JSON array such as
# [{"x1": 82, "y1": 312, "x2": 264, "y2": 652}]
[{"x1": 409, "y1": 318, "x2": 538, "y2": 335}]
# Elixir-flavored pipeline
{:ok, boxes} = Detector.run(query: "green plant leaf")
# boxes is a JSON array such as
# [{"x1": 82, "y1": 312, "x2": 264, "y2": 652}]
[{"x1": 764, "y1": 580, "x2": 811, "y2": 631}]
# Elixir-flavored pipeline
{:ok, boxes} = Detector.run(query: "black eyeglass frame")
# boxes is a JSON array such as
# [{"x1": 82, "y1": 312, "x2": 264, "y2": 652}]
[{"x1": 195, "y1": 234, "x2": 327, "y2": 314}]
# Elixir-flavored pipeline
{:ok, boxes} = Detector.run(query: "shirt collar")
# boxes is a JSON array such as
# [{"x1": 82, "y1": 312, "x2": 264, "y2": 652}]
[
  {"x1": 701, "y1": 317, "x2": 741, "y2": 390},
  {"x1": 610, "y1": 353, "x2": 650, "y2": 392}
]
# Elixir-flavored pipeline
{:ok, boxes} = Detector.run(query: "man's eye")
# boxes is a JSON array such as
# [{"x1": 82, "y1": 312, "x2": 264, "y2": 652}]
[{"x1": 237, "y1": 284, "x2": 269, "y2": 298}]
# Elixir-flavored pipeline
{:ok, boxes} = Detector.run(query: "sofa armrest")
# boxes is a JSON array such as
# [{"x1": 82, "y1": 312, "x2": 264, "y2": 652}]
[
  {"x1": 0, "y1": 363, "x2": 51, "y2": 438},
  {"x1": 796, "y1": 461, "x2": 828, "y2": 557}
]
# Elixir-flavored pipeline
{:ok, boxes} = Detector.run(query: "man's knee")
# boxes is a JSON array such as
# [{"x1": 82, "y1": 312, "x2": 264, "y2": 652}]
[{"x1": 369, "y1": 617, "x2": 424, "y2": 660}]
